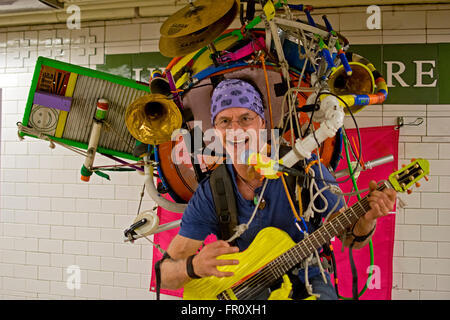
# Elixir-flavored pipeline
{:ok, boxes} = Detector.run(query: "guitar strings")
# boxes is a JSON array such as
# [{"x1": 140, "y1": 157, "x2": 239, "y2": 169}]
[{"x1": 229, "y1": 188, "x2": 381, "y2": 300}]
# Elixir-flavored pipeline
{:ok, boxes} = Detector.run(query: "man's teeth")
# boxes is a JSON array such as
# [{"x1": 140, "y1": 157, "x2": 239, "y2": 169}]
[{"x1": 227, "y1": 138, "x2": 247, "y2": 144}]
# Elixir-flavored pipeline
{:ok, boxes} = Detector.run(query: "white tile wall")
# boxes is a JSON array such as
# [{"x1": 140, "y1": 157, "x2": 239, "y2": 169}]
[{"x1": 1, "y1": 4, "x2": 450, "y2": 301}]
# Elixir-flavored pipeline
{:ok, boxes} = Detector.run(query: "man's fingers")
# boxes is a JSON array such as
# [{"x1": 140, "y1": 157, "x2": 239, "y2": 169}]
[
  {"x1": 368, "y1": 195, "x2": 391, "y2": 217},
  {"x1": 385, "y1": 188, "x2": 397, "y2": 202},
  {"x1": 369, "y1": 180, "x2": 378, "y2": 191},
  {"x1": 213, "y1": 270, "x2": 235, "y2": 278},
  {"x1": 209, "y1": 240, "x2": 232, "y2": 249},
  {"x1": 215, "y1": 259, "x2": 239, "y2": 266},
  {"x1": 215, "y1": 246, "x2": 239, "y2": 257}
]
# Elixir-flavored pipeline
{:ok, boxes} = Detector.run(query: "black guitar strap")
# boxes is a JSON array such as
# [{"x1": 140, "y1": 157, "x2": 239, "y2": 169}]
[
  {"x1": 209, "y1": 146, "x2": 312, "y2": 245},
  {"x1": 209, "y1": 164, "x2": 239, "y2": 245}
]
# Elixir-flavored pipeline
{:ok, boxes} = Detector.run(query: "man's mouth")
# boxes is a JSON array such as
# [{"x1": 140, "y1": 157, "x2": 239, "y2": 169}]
[{"x1": 226, "y1": 137, "x2": 249, "y2": 146}]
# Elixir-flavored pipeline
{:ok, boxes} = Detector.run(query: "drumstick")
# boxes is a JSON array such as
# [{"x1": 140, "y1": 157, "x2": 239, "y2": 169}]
[{"x1": 81, "y1": 98, "x2": 109, "y2": 182}]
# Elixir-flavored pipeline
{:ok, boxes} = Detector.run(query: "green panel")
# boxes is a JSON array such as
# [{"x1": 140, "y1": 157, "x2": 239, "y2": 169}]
[
  {"x1": 349, "y1": 44, "x2": 383, "y2": 72},
  {"x1": 96, "y1": 52, "x2": 172, "y2": 83},
  {"x1": 382, "y1": 44, "x2": 438, "y2": 104},
  {"x1": 38, "y1": 56, "x2": 149, "y2": 91},
  {"x1": 438, "y1": 43, "x2": 450, "y2": 104},
  {"x1": 96, "y1": 54, "x2": 133, "y2": 79},
  {"x1": 132, "y1": 52, "x2": 172, "y2": 83},
  {"x1": 22, "y1": 57, "x2": 43, "y2": 128},
  {"x1": 19, "y1": 56, "x2": 154, "y2": 161}
]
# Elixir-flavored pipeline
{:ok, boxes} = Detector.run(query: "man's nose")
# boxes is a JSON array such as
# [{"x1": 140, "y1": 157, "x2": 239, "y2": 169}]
[{"x1": 230, "y1": 120, "x2": 242, "y2": 130}]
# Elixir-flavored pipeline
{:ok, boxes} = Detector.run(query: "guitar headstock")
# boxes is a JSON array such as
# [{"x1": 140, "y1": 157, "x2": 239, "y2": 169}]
[{"x1": 388, "y1": 158, "x2": 430, "y2": 193}]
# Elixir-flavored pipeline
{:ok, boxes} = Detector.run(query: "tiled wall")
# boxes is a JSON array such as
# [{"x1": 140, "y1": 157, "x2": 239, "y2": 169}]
[{"x1": 1, "y1": 4, "x2": 450, "y2": 300}]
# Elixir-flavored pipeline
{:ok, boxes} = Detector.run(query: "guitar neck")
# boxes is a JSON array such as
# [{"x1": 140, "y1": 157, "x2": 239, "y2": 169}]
[{"x1": 267, "y1": 182, "x2": 390, "y2": 278}]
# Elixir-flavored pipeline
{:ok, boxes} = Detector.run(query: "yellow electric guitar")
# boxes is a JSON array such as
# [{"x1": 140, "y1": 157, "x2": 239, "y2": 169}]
[{"x1": 183, "y1": 158, "x2": 430, "y2": 300}]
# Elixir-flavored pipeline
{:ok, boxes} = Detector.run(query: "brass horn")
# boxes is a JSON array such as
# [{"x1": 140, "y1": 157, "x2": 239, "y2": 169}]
[
  {"x1": 328, "y1": 61, "x2": 375, "y2": 97},
  {"x1": 149, "y1": 69, "x2": 171, "y2": 96},
  {"x1": 150, "y1": 77, "x2": 171, "y2": 96},
  {"x1": 327, "y1": 60, "x2": 376, "y2": 114},
  {"x1": 125, "y1": 93, "x2": 182, "y2": 145}
]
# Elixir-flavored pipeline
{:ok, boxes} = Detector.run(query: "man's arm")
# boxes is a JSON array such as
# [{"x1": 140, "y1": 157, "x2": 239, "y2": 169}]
[
  {"x1": 160, "y1": 234, "x2": 240, "y2": 290},
  {"x1": 159, "y1": 234, "x2": 202, "y2": 290}
]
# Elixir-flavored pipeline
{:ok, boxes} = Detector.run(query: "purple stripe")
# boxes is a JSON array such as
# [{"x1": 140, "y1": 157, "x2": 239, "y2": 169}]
[
  {"x1": 33, "y1": 91, "x2": 72, "y2": 112},
  {"x1": 101, "y1": 153, "x2": 144, "y2": 172}
]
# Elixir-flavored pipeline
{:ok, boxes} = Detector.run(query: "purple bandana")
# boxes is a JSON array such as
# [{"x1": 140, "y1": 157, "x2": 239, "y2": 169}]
[{"x1": 211, "y1": 79, "x2": 265, "y2": 125}]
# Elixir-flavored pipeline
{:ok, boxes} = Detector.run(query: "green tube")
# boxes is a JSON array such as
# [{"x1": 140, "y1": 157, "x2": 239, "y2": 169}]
[{"x1": 338, "y1": 135, "x2": 375, "y2": 300}]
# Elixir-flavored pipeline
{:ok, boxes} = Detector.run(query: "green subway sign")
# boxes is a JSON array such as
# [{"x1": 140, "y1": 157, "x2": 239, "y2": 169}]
[
  {"x1": 96, "y1": 52, "x2": 172, "y2": 83},
  {"x1": 96, "y1": 43, "x2": 450, "y2": 104},
  {"x1": 351, "y1": 43, "x2": 449, "y2": 104}
]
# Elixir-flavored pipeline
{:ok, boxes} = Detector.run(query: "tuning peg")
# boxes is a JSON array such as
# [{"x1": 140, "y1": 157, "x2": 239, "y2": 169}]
[
  {"x1": 402, "y1": 164, "x2": 406, "y2": 168},
  {"x1": 415, "y1": 182, "x2": 421, "y2": 188},
  {"x1": 411, "y1": 158, "x2": 416, "y2": 162},
  {"x1": 407, "y1": 189, "x2": 413, "y2": 194},
  {"x1": 424, "y1": 175, "x2": 429, "y2": 182}
]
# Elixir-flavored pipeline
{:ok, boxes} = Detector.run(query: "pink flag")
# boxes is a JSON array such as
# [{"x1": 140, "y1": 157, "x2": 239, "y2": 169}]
[
  {"x1": 330, "y1": 125, "x2": 399, "y2": 300},
  {"x1": 149, "y1": 192, "x2": 184, "y2": 298}
]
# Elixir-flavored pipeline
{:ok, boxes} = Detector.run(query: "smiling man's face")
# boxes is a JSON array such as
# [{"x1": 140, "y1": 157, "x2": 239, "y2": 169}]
[{"x1": 213, "y1": 107, "x2": 266, "y2": 165}]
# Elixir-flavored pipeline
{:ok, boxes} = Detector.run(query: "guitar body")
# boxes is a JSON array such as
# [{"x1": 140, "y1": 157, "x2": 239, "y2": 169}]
[{"x1": 183, "y1": 227, "x2": 296, "y2": 300}]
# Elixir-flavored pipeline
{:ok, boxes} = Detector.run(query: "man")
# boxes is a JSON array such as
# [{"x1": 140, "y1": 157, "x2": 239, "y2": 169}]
[{"x1": 158, "y1": 79, "x2": 396, "y2": 299}]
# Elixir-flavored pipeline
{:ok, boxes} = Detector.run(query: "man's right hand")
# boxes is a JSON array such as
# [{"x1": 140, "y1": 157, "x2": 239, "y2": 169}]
[{"x1": 191, "y1": 240, "x2": 240, "y2": 278}]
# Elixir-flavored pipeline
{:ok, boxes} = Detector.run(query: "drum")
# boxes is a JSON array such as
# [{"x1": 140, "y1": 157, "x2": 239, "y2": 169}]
[
  {"x1": 155, "y1": 140, "x2": 197, "y2": 203},
  {"x1": 155, "y1": 135, "x2": 221, "y2": 203}
]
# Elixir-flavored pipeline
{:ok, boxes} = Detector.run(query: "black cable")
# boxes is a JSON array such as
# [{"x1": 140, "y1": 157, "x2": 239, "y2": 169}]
[
  {"x1": 306, "y1": 91, "x2": 364, "y2": 301},
  {"x1": 349, "y1": 243, "x2": 359, "y2": 300},
  {"x1": 330, "y1": 248, "x2": 339, "y2": 297}
]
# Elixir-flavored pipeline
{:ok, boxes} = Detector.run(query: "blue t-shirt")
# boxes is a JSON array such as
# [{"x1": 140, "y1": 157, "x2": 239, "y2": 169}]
[{"x1": 178, "y1": 161, "x2": 344, "y2": 281}]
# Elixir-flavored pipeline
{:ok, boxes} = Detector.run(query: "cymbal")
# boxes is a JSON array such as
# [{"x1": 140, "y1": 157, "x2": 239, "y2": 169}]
[
  {"x1": 159, "y1": 1, "x2": 238, "y2": 57},
  {"x1": 160, "y1": 0, "x2": 236, "y2": 38}
]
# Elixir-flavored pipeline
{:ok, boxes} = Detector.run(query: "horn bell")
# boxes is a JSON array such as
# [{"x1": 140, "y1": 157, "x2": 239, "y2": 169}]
[
  {"x1": 328, "y1": 61, "x2": 375, "y2": 114},
  {"x1": 328, "y1": 61, "x2": 375, "y2": 96},
  {"x1": 125, "y1": 93, "x2": 182, "y2": 145}
]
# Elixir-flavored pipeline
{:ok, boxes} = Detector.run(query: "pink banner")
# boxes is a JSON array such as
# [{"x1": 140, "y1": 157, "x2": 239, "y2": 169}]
[
  {"x1": 149, "y1": 192, "x2": 184, "y2": 298},
  {"x1": 330, "y1": 125, "x2": 399, "y2": 300}
]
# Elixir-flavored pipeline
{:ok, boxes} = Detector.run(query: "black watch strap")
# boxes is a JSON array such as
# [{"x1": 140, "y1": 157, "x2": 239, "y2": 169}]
[
  {"x1": 351, "y1": 221, "x2": 376, "y2": 243},
  {"x1": 186, "y1": 254, "x2": 201, "y2": 279}
]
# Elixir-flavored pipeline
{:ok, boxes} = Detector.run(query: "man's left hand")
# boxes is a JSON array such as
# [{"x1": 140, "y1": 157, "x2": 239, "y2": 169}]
[{"x1": 363, "y1": 180, "x2": 397, "y2": 224}]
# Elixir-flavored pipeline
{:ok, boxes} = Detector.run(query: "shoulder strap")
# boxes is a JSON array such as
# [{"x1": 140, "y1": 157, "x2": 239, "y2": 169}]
[{"x1": 209, "y1": 164, "x2": 238, "y2": 243}]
